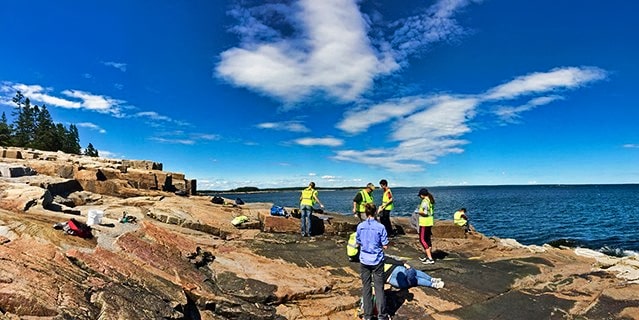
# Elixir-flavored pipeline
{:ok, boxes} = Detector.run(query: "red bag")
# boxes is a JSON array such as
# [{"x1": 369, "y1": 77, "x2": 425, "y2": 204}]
[{"x1": 65, "y1": 218, "x2": 93, "y2": 238}]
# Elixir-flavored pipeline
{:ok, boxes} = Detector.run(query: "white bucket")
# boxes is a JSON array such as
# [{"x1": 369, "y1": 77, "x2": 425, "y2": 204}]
[{"x1": 87, "y1": 209, "x2": 104, "y2": 226}]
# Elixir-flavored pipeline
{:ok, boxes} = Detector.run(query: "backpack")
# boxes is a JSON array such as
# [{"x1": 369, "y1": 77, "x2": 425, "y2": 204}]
[
  {"x1": 64, "y1": 218, "x2": 93, "y2": 239},
  {"x1": 235, "y1": 198, "x2": 245, "y2": 205},
  {"x1": 211, "y1": 196, "x2": 225, "y2": 204},
  {"x1": 270, "y1": 205, "x2": 287, "y2": 217},
  {"x1": 347, "y1": 232, "x2": 360, "y2": 262}
]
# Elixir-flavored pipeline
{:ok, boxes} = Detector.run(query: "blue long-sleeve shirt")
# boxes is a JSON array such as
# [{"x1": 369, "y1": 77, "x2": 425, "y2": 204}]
[{"x1": 356, "y1": 217, "x2": 389, "y2": 266}]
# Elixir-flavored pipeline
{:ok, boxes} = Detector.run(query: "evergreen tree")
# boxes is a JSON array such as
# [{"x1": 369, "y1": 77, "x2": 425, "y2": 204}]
[
  {"x1": 54, "y1": 123, "x2": 67, "y2": 151},
  {"x1": 63, "y1": 124, "x2": 81, "y2": 154},
  {"x1": 32, "y1": 105, "x2": 57, "y2": 151},
  {"x1": 12, "y1": 96, "x2": 36, "y2": 147},
  {"x1": 84, "y1": 143, "x2": 99, "y2": 157},
  {"x1": 0, "y1": 112, "x2": 12, "y2": 146}
]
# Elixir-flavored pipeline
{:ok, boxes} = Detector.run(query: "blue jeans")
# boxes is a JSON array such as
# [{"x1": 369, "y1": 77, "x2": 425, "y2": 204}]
[
  {"x1": 300, "y1": 205, "x2": 313, "y2": 236},
  {"x1": 360, "y1": 261, "x2": 388, "y2": 320},
  {"x1": 388, "y1": 266, "x2": 433, "y2": 289}
]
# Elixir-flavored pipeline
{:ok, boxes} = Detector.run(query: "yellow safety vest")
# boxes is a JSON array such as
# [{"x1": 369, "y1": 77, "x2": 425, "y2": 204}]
[
  {"x1": 454, "y1": 210, "x2": 467, "y2": 226},
  {"x1": 347, "y1": 232, "x2": 359, "y2": 257},
  {"x1": 382, "y1": 188, "x2": 394, "y2": 211},
  {"x1": 418, "y1": 197, "x2": 434, "y2": 227},
  {"x1": 357, "y1": 189, "x2": 374, "y2": 213},
  {"x1": 300, "y1": 187, "x2": 316, "y2": 206}
]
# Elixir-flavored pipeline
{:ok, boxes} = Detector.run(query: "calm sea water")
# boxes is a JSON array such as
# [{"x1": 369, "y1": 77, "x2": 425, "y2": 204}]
[{"x1": 221, "y1": 185, "x2": 639, "y2": 253}]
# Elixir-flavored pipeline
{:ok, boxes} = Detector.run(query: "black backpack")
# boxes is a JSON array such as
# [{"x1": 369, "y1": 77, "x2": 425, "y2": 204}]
[{"x1": 211, "y1": 196, "x2": 224, "y2": 204}]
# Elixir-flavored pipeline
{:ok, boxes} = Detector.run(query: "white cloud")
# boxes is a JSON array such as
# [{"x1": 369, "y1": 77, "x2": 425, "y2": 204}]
[
  {"x1": 483, "y1": 66, "x2": 607, "y2": 101},
  {"x1": 217, "y1": 0, "x2": 399, "y2": 102},
  {"x1": 623, "y1": 144, "x2": 639, "y2": 149},
  {"x1": 102, "y1": 61, "x2": 127, "y2": 72},
  {"x1": 257, "y1": 121, "x2": 310, "y2": 132},
  {"x1": 61, "y1": 89, "x2": 123, "y2": 115},
  {"x1": 217, "y1": 0, "x2": 479, "y2": 104},
  {"x1": 337, "y1": 96, "x2": 431, "y2": 134},
  {"x1": 96, "y1": 150, "x2": 120, "y2": 159},
  {"x1": 294, "y1": 136, "x2": 343, "y2": 147},
  {"x1": 494, "y1": 95, "x2": 564, "y2": 124},
  {"x1": 389, "y1": 0, "x2": 479, "y2": 61},
  {"x1": 333, "y1": 66, "x2": 607, "y2": 172},
  {"x1": 149, "y1": 137, "x2": 195, "y2": 145},
  {"x1": 135, "y1": 111, "x2": 190, "y2": 126},
  {"x1": 76, "y1": 122, "x2": 107, "y2": 134},
  {"x1": 334, "y1": 95, "x2": 477, "y2": 171}
]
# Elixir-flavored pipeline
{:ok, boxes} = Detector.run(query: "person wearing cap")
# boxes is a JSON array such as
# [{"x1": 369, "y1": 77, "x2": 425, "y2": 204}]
[
  {"x1": 416, "y1": 188, "x2": 436, "y2": 264},
  {"x1": 356, "y1": 203, "x2": 390, "y2": 320},
  {"x1": 377, "y1": 179, "x2": 395, "y2": 237},
  {"x1": 352, "y1": 183, "x2": 375, "y2": 221},
  {"x1": 299, "y1": 182, "x2": 324, "y2": 237}
]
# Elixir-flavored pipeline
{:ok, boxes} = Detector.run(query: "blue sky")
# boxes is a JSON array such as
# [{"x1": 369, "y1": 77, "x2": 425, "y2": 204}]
[{"x1": 1, "y1": 0, "x2": 637, "y2": 189}]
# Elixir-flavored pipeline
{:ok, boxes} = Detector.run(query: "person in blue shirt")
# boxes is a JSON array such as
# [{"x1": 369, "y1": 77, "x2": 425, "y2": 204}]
[{"x1": 356, "y1": 203, "x2": 390, "y2": 320}]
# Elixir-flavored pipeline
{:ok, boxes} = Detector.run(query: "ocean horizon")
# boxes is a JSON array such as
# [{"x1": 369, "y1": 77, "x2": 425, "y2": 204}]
[{"x1": 219, "y1": 184, "x2": 639, "y2": 255}]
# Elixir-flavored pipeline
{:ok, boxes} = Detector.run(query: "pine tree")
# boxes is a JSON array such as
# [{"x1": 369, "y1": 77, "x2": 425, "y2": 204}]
[
  {"x1": 32, "y1": 105, "x2": 57, "y2": 151},
  {"x1": 12, "y1": 96, "x2": 36, "y2": 147},
  {"x1": 84, "y1": 143, "x2": 99, "y2": 157},
  {"x1": 0, "y1": 112, "x2": 12, "y2": 146},
  {"x1": 62, "y1": 124, "x2": 81, "y2": 154}
]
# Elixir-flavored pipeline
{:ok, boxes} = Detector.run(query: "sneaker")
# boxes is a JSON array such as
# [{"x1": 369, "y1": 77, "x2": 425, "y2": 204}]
[
  {"x1": 419, "y1": 256, "x2": 428, "y2": 262},
  {"x1": 432, "y1": 281, "x2": 445, "y2": 289},
  {"x1": 422, "y1": 258, "x2": 435, "y2": 265},
  {"x1": 431, "y1": 277, "x2": 442, "y2": 283}
]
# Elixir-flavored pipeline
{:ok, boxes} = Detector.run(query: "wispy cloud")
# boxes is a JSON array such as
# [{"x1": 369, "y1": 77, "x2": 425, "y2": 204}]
[
  {"x1": 483, "y1": 66, "x2": 607, "y2": 101},
  {"x1": 294, "y1": 136, "x2": 343, "y2": 147},
  {"x1": 623, "y1": 144, "x2": 639, "y2": 149},
  {"x1": 257, "y1": 120, "x2": 310, "y2": 132},
  {"x1": 0, "y1": 82, "x2": 124, "y2": 116},
  {"x1": 334, "y1": 66, "x2": 607, "y2": 172},
  {"x1": 101, "y1": 61, "x2": 127, "y2": 72},
  {"x1": 61, "y1": 89, "x2": 123, "y2": 116},
  {"x1": 494, "y1": 95, "x2": 564, "y2": 124},
  {"x1": 76, "y1": 122, "x2": 107, "y2": 134},
  {"x1": 389, "y1": 0, "x2": 480, "y2": 62},
  {"x1": 149, "y1": 130, "x2": 220, "y2": 145},
  {"x1": 134, "y1": 111, "x2": 190, "y2": 126}
]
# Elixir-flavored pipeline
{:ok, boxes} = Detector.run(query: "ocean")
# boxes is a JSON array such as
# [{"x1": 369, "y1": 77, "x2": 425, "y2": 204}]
[{"x1": 220, "y1": 184, "x2": 639, "y2": 254}]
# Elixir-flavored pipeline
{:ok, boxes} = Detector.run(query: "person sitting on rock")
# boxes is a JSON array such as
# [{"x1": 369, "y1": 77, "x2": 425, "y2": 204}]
[
  {"x1": 384, "y1": 256, "x2": 444, "y2": 289},
  {"x1": 453, "y1": 208, "x2": 470, "y2": 232}
]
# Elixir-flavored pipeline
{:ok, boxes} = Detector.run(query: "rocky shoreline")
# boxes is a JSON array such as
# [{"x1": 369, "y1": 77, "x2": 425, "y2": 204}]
[{"x1": 1, "y1": 147, "x2": 639, "y2": 319}]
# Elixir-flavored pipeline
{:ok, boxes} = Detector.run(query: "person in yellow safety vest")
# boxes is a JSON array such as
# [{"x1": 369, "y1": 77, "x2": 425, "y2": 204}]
[
  {"x1": 453, "y1": 208, "x2": 470, "y2": 232},
  {"x1": 299, "y1": 182, "x2": 324, "y2": 237},
  {"x1": 347, "y1": 232, "x2": 359, "y2": 262},
  {"x1": 352, "y1": 183, "x2": 375, "y2": 221},
  {"x1": 377, "y1": 179, "x2": 395, "y2": 237},
  {"x1": 416, "y1": 188, "x2": 435, "y2": 264}
]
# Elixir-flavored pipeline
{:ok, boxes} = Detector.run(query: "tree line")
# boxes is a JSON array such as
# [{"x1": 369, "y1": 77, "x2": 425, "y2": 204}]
[{"x1": 0, "y1": 91, "x2": 99, "y2": 157}]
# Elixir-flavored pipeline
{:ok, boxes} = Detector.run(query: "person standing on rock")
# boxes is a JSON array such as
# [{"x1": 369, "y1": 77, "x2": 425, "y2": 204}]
[
  {"x1": 356, "y1": 203, "x2": 390, "y2": 320},
  {"x1": 299, "y1": 182, "x2": 323, "y2": 237},
  {"x1": 353, "y1": 183, "x2": 375, "y2": 221},
  {"x1": 416, "y1": 188, "x2": 436, "y2": 264},
  {"x1": 377, "y1": 179, "x2": 395, "y2": 237}
]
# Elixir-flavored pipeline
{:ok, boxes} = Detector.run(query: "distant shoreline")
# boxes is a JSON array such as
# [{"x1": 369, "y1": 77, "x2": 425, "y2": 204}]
[{"x1": 199, "y1": 183, "x2": 639, "y2": 194}]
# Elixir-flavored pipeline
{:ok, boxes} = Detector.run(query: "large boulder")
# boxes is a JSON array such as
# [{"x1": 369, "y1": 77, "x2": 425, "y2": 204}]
[
  {"x1": 0, "y1": 163, "x2": 36, "y2": 178},
  {"x1": 0, "y1": 183, "x2": 52, "y2": 212}
]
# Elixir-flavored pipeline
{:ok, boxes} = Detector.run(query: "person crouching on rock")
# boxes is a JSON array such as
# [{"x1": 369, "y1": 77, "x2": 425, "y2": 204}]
[{"x1": 454, "y1": 208, "x2": 470, "y2": 233}]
